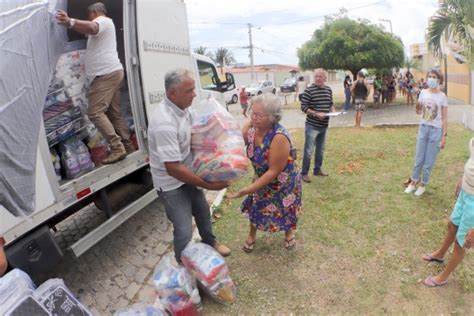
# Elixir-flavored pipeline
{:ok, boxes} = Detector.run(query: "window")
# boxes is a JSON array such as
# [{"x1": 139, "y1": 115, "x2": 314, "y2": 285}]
[{"x1": 197, "y1": 60, "x2": 219, "y2": 91}]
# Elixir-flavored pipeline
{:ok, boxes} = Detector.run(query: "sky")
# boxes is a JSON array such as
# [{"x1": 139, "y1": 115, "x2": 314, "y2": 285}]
[{"x1": 185, "y1": 0, "x2": 440, "y2": 66}]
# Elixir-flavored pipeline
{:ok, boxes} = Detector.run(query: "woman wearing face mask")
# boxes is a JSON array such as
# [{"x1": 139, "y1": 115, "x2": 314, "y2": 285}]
[{"x1": 405, "y1": 69, "x2": 448, "y2": 196}]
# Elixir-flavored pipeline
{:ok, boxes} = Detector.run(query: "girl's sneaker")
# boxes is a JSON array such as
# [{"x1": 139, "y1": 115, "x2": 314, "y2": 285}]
[
  {"x1": 415, "y1": 186, "x2": 426, "y2": 196},
  {"x1": 404, "y1": 184, "x2": 416, "y2": 194}
]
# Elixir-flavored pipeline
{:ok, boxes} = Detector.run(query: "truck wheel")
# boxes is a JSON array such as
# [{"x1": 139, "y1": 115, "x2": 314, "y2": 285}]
[
  {"x1": 272, "y1": 88, "x2": 276, "y2": 94},
  {"x1": 257, "y1": 91, "x2": 262, "y2": 95},
  {"x1": 231, "y1": 94, "x2": 238, "y2": 104}
]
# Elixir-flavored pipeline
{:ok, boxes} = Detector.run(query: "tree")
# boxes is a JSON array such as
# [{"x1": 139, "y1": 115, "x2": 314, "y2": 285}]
[
  {"x1": 193, "y1": 46, "x2": 214, "y2": 60},
  {"x1": 404, "y1": 56, "x2": 422, "y2": 72},
  {"x1": 297, "y1": 17, "x2": 404, "y2": 79},
  {"x1": 214, "y1": 47, "x2": 236, "y2": 74},
  {"x1": 426, "y1": 0, "x2": 473, "y2": 66}
]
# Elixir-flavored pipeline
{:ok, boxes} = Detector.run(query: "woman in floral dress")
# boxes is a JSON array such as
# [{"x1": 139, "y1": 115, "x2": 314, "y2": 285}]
[{"x1": 228, "y1": 93, "x2": 302, "y2": 251}]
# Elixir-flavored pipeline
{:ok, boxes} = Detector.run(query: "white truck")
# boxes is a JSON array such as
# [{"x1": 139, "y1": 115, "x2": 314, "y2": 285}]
[{"x1": 0, "y1": 0, "x2": 235, "y2": 276}]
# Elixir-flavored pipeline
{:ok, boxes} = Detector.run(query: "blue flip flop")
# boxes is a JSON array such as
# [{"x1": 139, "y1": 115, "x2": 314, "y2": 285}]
[{"x1": 422, "y1": 253, "x2": 444, "y2": 264}]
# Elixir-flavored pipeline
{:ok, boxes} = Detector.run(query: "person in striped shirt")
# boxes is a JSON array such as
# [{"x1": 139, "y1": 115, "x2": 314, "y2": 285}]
[{"x1": 300, "y1": 68, "x2": 335, "y2": 183}]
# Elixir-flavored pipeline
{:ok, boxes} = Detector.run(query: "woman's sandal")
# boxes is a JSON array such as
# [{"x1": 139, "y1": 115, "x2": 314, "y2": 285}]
[
  {"x1": 242, "y1": 240, "x2": 255, "y2": 253},
  {"x1": 284, "y1": 237, "x2": 297, "y2": 250}
]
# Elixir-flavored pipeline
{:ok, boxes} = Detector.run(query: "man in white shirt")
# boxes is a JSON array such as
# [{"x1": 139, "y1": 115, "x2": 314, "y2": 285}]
[
  {"x1": 148, "y1": 69, "x2": 231, "y2": 262},
  {"x1": 56, "y1": 3, "x2": 134, "y2": 164}
]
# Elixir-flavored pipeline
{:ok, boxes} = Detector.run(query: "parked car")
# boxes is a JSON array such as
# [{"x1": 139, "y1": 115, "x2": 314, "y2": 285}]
[
  {"x1": 224, "y1": 87, "x2": 239, "y2": 104},
  {"x1": 246, "y1": 80, "x2": 276, "y2": 96},
  {"x1": 280, "y1": 77, "x2": 297, "y2": 92}
]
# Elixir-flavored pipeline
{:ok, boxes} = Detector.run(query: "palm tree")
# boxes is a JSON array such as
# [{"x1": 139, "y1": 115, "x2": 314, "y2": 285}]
[
  {"x1": 214, "y1": 47, "x2": 236, "y2": 74},
  {"x1": 404, "y1": 56, "x2": 421, "y2": 72},
  {"x1": 193, "y1": 46, "x2": 214, "y2": 60},
  {"x1": 426, "y1": 0, "x2": 473, "y2": 66}
]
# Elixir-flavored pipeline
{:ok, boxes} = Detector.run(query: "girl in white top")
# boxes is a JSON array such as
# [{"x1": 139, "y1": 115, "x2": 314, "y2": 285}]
[{"x1": 405, "y1": 69, "x2": 448, "y2": 196}]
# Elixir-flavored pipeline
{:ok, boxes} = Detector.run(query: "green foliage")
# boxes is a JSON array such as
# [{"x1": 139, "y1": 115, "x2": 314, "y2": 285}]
[
  {"x1": 404, "y1": 56, "x2": 422, "y2": 72},
  {"x1": 193, "y1": 46, "x2": 214, "y2": 60},
  {"x1": 214, "y1": 47, "x2": 236, "y2": 74},
  {"x1": 427, "y1": 0, "x2": 473, "y2": 66},
  {"x1": 297, "y1": 17, "x2": 404, "y2": 78}
]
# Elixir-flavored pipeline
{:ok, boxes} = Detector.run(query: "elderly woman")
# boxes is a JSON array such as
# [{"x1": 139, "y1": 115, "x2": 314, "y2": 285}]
[
  {"x1": 228, "y1": 93, "x2": 302, "y2": 251},
  {"x1": 404, "y1": 68, "x2": 448, "y2": 196}
]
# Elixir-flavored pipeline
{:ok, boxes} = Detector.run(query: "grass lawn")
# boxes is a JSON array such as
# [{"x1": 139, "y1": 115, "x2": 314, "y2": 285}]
[{"x1": 203, "y1": 123, "x2": 474, "y2": 314}]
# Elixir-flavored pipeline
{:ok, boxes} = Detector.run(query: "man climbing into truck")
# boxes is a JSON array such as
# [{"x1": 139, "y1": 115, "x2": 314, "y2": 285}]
[{"x1": 56, "y1": 3, "x2": 135, "y2": 164}]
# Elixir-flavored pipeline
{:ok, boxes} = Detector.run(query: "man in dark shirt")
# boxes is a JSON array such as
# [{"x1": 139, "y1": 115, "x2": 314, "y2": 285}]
[{"x1": 300, "y1": 68, "x2": 335, "y2": 183}]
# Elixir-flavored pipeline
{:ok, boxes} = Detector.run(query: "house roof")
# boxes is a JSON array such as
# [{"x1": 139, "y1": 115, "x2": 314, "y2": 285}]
[{"x1": 225, "y1": 64, "x2": 300, "y2": 73}]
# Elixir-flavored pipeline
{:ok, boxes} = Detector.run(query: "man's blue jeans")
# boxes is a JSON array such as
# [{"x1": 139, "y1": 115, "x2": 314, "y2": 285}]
[
  {"x1": 411, "y1": 124, "x2": 442, "y2": 185},
  {"x1": 158, "y1": 184, "x2": 215, "y2": 262},
  {"x1": 344, "y1": 88, "x2": 351, "y2": 111},
  {"x1": 301, "y1": 122, "x2": 327, "y2": 175}
]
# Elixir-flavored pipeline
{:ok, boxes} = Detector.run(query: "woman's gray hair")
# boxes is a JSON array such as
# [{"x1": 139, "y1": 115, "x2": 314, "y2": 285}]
[
  {"x1": 88, "y1": 2, "x2": 107, "y2": 14},
  {"x1": 251, "y1": 93, "x2": 282, "y2": 123},
  {"x1": 164, "y1": 69, "x2": 194, "y2": 91}
]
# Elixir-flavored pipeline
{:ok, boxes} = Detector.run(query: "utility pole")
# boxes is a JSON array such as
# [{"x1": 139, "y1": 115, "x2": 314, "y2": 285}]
[{"x1": 248, "y1": 23, "x2": 255, "y2": 81}]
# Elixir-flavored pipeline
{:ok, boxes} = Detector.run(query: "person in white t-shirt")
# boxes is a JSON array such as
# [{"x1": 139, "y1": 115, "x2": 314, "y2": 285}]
[
  {"x1": 56, "y1": 3, "x2": 134, "y2": 164},
  {"x1": 404, "y1": 69, "x2": 448, "y2": 196}
]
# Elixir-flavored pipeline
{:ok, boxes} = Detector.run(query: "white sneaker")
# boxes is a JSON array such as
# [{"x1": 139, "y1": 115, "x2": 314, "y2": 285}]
[
  {"x1": 404, "y1": 184, "x2": 416, "y2": 194},
  {"x1": 415, "y1": 186, "x2": 426, "y2": 196}
]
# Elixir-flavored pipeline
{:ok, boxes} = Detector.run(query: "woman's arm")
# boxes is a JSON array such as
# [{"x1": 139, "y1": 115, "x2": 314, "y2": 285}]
[
  {"x1": 228, "y1": 134, "x2": 290, "y2": 198},
  {"x1": 241, "y1": 120, "x2": 252, "y2": 146}
]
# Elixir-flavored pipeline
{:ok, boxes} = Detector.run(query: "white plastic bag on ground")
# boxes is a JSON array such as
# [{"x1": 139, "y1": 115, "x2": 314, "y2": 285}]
[
  {"x1": 0, "y1": 269, "x2": 36, "y2": 315},
  {"x1": 181, "y1": 242, "x2": 236, "y2": 304},
  {"x1": 153, "y1": 254, "x2": 201, "y2": 315},
  {"x1": 191, "y1": 98, "x2": 248, "y2": 182},
  {"x1": 114, "y1": 303, "x2": 167, "y2": 316}
]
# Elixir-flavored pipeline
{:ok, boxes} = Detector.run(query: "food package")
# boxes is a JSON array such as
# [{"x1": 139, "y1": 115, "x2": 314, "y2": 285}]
[
  {"x1": 114, "y1": 303, "x2": 167, "y2": 316},
  {"x1": 44, "y1": 106, "x2": 82, "y2": 134},
  {"x1": 181, "y1": 242, "x2": 236, "y2": 304},
  {"x1": 0, "y1": 269, "x2": 36, "y2": 315},
  {"x1": 59, "y1": 138, "x2": 94, "y2": 179},
  {"x1": 153, "y1": 254, "x2": 201, "y2": 316},
  {"x1": 191, "y1": 98, "x2": 248, "y2": 182},
  {"x1": 33, "y1": 278, "x2": 93, "y2": 316}
]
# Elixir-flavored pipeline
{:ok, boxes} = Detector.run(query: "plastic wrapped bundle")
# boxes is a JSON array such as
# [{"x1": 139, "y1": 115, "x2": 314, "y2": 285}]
[
  {"x1": 59, "y1": 138, "x2": 94, "y2": 179},
  {"x1": 181, "y1": 242, "x2": 236, "y2": 304},
  {"x1": 114, "y1": 303, "x2": 167, "y2": 316},
  {"x1": 33, "y1": 278, "x2": 93, "y2": 316},
  {"x1": 0, "y1": 269, "x2": 36, "y2": 315},
  {"x1": 153, "y1": 255, "x2": 201, "y2": 316},
  {"x1": 44, "y1": 106, "x2": 82, "y2": 134},
  {"x1": 191, "y1": 98, "x2": 248, "y2": 182}
]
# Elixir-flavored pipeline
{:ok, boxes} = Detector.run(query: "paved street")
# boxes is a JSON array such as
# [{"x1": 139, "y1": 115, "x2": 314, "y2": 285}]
[{"x1": 44, "y1": 100, "x2": 473, "y2": 314}]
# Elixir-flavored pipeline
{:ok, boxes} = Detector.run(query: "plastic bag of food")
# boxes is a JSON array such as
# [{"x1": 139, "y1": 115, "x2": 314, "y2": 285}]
[
  {"x1": 181, "y1": 242, "x2": 236, "y2": 304},
  {"x1": 191, "y1": 98, "x2": 248, "y2": 182},
  {"x1": 153, "y1": 255, "x2": 201, "y2": 315},
  {"x1": 114, "y1": 303, "x2": 167, "y2": 316}
]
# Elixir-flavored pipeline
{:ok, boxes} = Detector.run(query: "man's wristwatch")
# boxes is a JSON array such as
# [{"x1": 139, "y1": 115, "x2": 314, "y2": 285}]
[{"x1": 68, "y1": 18, "x2": 76, "y2": 29}]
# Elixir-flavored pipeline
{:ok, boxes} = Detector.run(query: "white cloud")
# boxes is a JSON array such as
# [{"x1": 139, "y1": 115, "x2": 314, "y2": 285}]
[{"x1": 186, "y1": 0, "x2": 439, "y2": 65}]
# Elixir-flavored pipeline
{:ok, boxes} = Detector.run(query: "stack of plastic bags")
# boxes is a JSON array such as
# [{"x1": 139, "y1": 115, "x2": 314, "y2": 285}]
[
  {"x1": 153, "y1": 255, "x2": 201, "y2": 316},
  {"x1": 191, "y1": 98, "x2": 248, "y2": 182},
  {"x1": 0, "y1": 269, "x2": 93, "y2": 316},
  {"x1": 181, "y1": 242, "x2": 237, "y2": 304}
]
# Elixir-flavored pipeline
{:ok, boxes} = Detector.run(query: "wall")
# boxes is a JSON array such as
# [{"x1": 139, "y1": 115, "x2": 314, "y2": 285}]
[{"x1": 446, "y1": 54, "x2": 471, "y2": 103}]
